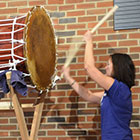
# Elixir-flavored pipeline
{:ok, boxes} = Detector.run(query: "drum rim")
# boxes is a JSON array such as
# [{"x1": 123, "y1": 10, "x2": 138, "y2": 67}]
[{"x1": 23, "y1": 6, "x2": 57, "y2": 91}]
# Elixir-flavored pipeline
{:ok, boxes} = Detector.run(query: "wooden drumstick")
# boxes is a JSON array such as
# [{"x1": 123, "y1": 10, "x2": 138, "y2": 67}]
[
  {"x1": 91, "y1": 5, "x2": 118, "y2": 33},
  {"x1": 64, "y1": 45, "x2": 79, "y2": 68},
  {"x1": 61, "y1": 5, "x2": 118, "y2": 77}
]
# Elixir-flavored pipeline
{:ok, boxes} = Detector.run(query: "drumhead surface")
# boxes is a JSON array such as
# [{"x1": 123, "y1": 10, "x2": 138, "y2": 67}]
[{"x1": 24, "y1": 6, "x2": 56, "y2": 90}]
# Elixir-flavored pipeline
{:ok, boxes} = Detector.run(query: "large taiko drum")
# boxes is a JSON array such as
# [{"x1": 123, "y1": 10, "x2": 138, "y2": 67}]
[{"x1": 0, "y1": 6, "x2": 57, "y2": 91}]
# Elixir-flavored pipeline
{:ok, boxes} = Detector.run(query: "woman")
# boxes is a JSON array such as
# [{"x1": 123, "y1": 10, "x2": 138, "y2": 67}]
[{"x1": 62, "y1": 30, "x2": 135, "y2": 140}]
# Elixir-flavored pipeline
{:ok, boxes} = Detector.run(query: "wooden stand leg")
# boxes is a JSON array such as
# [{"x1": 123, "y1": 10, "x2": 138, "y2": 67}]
[
  {"x1": 6, "y1": 72, "x2": 29, "y2": 140},
  {"x1": 30, "y1": 92, "x2": 46, "y2": 140},
  {"x1": 6, "y1": 71, "x2": 46, "y2": 140}
]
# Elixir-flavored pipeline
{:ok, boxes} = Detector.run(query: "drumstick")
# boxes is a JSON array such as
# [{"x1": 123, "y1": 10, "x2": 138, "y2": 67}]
[
  {"x1": 61, "y1": 5, "x2": 118, "y2": 77},
  {"x1": 64, "y1": 46, "x2": 79, "y2": 68},
  {"x1": 91, "y1": 5, "x2": 118, "y2": 33}
]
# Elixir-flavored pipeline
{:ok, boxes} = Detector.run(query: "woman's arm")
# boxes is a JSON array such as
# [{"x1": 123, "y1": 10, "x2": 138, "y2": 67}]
[
  {"x1": 83, "y1": 30, "x2": 114, "y2": 91},
  {"x1": 62, "y1": 66, "x2": 104, "y2": 104}
]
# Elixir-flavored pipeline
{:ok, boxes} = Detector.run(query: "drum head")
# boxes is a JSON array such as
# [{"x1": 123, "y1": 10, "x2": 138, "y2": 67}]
[{"x1": 24, "y1": 6, "x2": 56, "y2": 90}]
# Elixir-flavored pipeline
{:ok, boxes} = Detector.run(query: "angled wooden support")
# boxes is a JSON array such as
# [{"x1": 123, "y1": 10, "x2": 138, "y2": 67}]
[
  {"x1": 4, "y1": 71, "x2": 47, "y2": 140},
  {"x1": 30, "y1": 91, "x2": 46, "y2": 140},
  {"x1": 6, "y1": 71, "x2": 30, "y2": 140}
]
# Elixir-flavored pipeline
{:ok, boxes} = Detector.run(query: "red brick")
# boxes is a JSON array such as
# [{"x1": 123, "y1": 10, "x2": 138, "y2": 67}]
[
  {"x1": 58, "y1": 97, "x2": 76, "y2": 103},
  {"x1": 78, "y1": 123, "x2": 96, "y2": 129},
  {"x1": 119, "y1": 40, "x2": 138, "y2": 46},
  {"x1": 98, "y1": 28, "x2": 116, "y2": 34},
  {"x1": 58, "y1": 137, "x2": 77, "y2": 140},
  {"x1": 132, "y1": 129, "x2": 140, "y2": 134},
  {"x1": 134, "y1": 60, "x2": 140, "y2": 66},
  {"x1": 48, "y1": 131, "x2": 65, "y2": 135},
  {"x1": 0, "y1": 8, "x2": 17, "y2": 14},
  {"x1": 87, "y1": 116, "x2": 101, "y2": 122},
  {"x1": 48, "y1": 91, "x2": 65, "y2": 96},
  {"x1": 67, "y1": 24, "x2": 86, "y2": 30},
  {"x1": 133, "y1": 101, "x2": 140, "y2": 106},
  {"x1": 45, "y1": 6, "x2": 57, "y2": 11},
  {"x1": 39, "y1": 124, "x2": 55, "y2": 129},
  {"x1": 48, "y1": 0, "x2": 64, "y2": 4},
  {"x1": 98, "y1": 42, "x2": 117, "y2": 48},
  {"x1": 38, "y1": 137, "x2": 56, "y2": 140},
  {"x1": 0, "y1": 16, "x2": 7, "y2": 19},
  {"x1": 0, "y1": 125, "x2": 16, "y2": 130},
  {"x1": 133, "y1": 108, "x2": 139, "y2": 113},
  {"x1": 47, "y1": 104, "x2": 65, "y2": 110},
  {"x1": 70, "y1": 63, "x2": 84, "y2": 69},
  {"x1": 86, "y1": 0, "x2": 94, "y2": 1},
  {"x1": 0, "y1": 132, "x2": 8, "y2": 136},
  {"x1": 93, "y1": 35, "x2": 106, "y2": 41},
  {"x1": 59, "y1": 5, "x2": 74, "y2": 11},
  {"x1": 87, "y1": 9, "x2": 106, "y2": 15},
  {"x1": 57, "y1": 38, "x2": 65, "y2": 44},
  {"x1": 54, "y1": 25, "x2": 65, "y2": 30},
  {"x1": 66, "y1": 0, "x2": 84, "y2": 3},
  {"x1": 88, "y1": 22, "x2": 107, "y2": 29},
  {"x1": 0, "y1": 138, "x2": 17, "y2": 140},
  {"x1": 87, "y1": 103, "x2": 100, "y2": 108},
  {"x1": 77, "y1": 70, "x2": 87, "y2": 76},
  {"x1": 52, "y1": 18, "x2": 59, "y2": 24},
  {"x1": 18, "y1": 8, "x2": 31, "y2": 13},
  {"x1": 42, "y1": 111, "x2": 56, "y2": 116},
  {"x1": 129, "y1": 33, "x2": 140, "y2": 39},
  {"x1": 94, "y1": 49, "x2": 107, "y2": 54},
  {"x1": 8, "y1": 1, "x2": 27, "y2": 7},
  {"x1": 77, "y1": 30, "x2": 87, "y2": 35},
  {"x1": 133, "y1": 136, "x2": 140, "y2": 140},
  {"x1": 132, "y1": 94, "x2": 138, "y2": 100},
  {"x1": 97, "y1": 2, "x2": 113, "y2": 7},
  {"x1": 108, "y1": 34, "x2": 127, "y2": 40},
  {"x1": 78, "y1": 16, "x2": 96, "y2": 22},
  {"x1": 0, "y1": 2, "x2": 6, "y2": 8},
  {"x1": 88, "y1": 130, "x2": 101, "y2": 135},
  {"x1": 99, "y1": 55, "x2": 109, "y2": 61},
  {"x1": 59, "y1": 110, "x2": 77, "y2": 116},
  {"x1": 131, "y1": 88, "x2": 140, "y2": 93},
  {"x1": 82, "y1": 83, "x2": 96, "y2": 88},
  {"x1": 0, "y1": 111, "x2": 15, "y2": 117},
  {"x1": 57, "y1": 45, "x2": 72, "y2": 51},
  {"x1": 67, "y1": 11, "x2": 85, "y2": 17},
  {"x1": 67, "y1": 116, "x2": 85, "y2": 122},
  {"x1": 29, "y1": 0, "x2": 46, "y2": 6},
  {"x1": 77, "y1": 57, "x2": 84, "y2": 63},
  {"x1": 10, "y1": 131, "x2": 20, "y2": 136},
  {"x1": 130, "y1": 47, "x2": 140, "y2": 53},
  {"x1": 0, "y1": 119, "x2": 8, "y2": 124},
  {"x1": 136, "y1": 74, "x2": 140, "y2": 79},
  {"x1": 88, "y1": 22, "x2": 97, "y2": 30},
  {"x1": 78, "y1": 70, "x2": 87, "y2": 76},
  {"x1": 77, "y1": 56, "x2": 99, "y2": 64},
  {"x1": 76, "y1": 3, "x2": 95, "y2": 9}
]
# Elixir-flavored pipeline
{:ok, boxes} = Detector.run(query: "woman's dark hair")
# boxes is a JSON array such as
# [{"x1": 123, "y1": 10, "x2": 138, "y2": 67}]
[{"x1": 110, "y1": 53, "x2": 135, "y2": 89}]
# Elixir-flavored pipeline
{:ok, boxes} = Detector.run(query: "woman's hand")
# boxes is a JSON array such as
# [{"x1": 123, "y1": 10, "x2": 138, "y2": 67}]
[
  {"x1": 83, "y1": 30, "x2": 93, "y2": 43},
  {"x1": 61, "y1": 66, "x2": 71, "y2": 81}
]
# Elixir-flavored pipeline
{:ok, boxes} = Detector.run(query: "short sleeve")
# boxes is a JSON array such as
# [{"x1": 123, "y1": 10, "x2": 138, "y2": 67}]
[
  {"x1": 106, "y1": 79, "x2": 131, "y2": 102},
  {"x1": 107, "y1": 79, "x2": 119, "y2": 97}
]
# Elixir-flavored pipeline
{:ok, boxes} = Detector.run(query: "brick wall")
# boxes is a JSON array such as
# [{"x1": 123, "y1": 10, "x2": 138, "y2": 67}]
[{"x1": 0, "y1": 0, "x2": 140, "y2": 140}]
